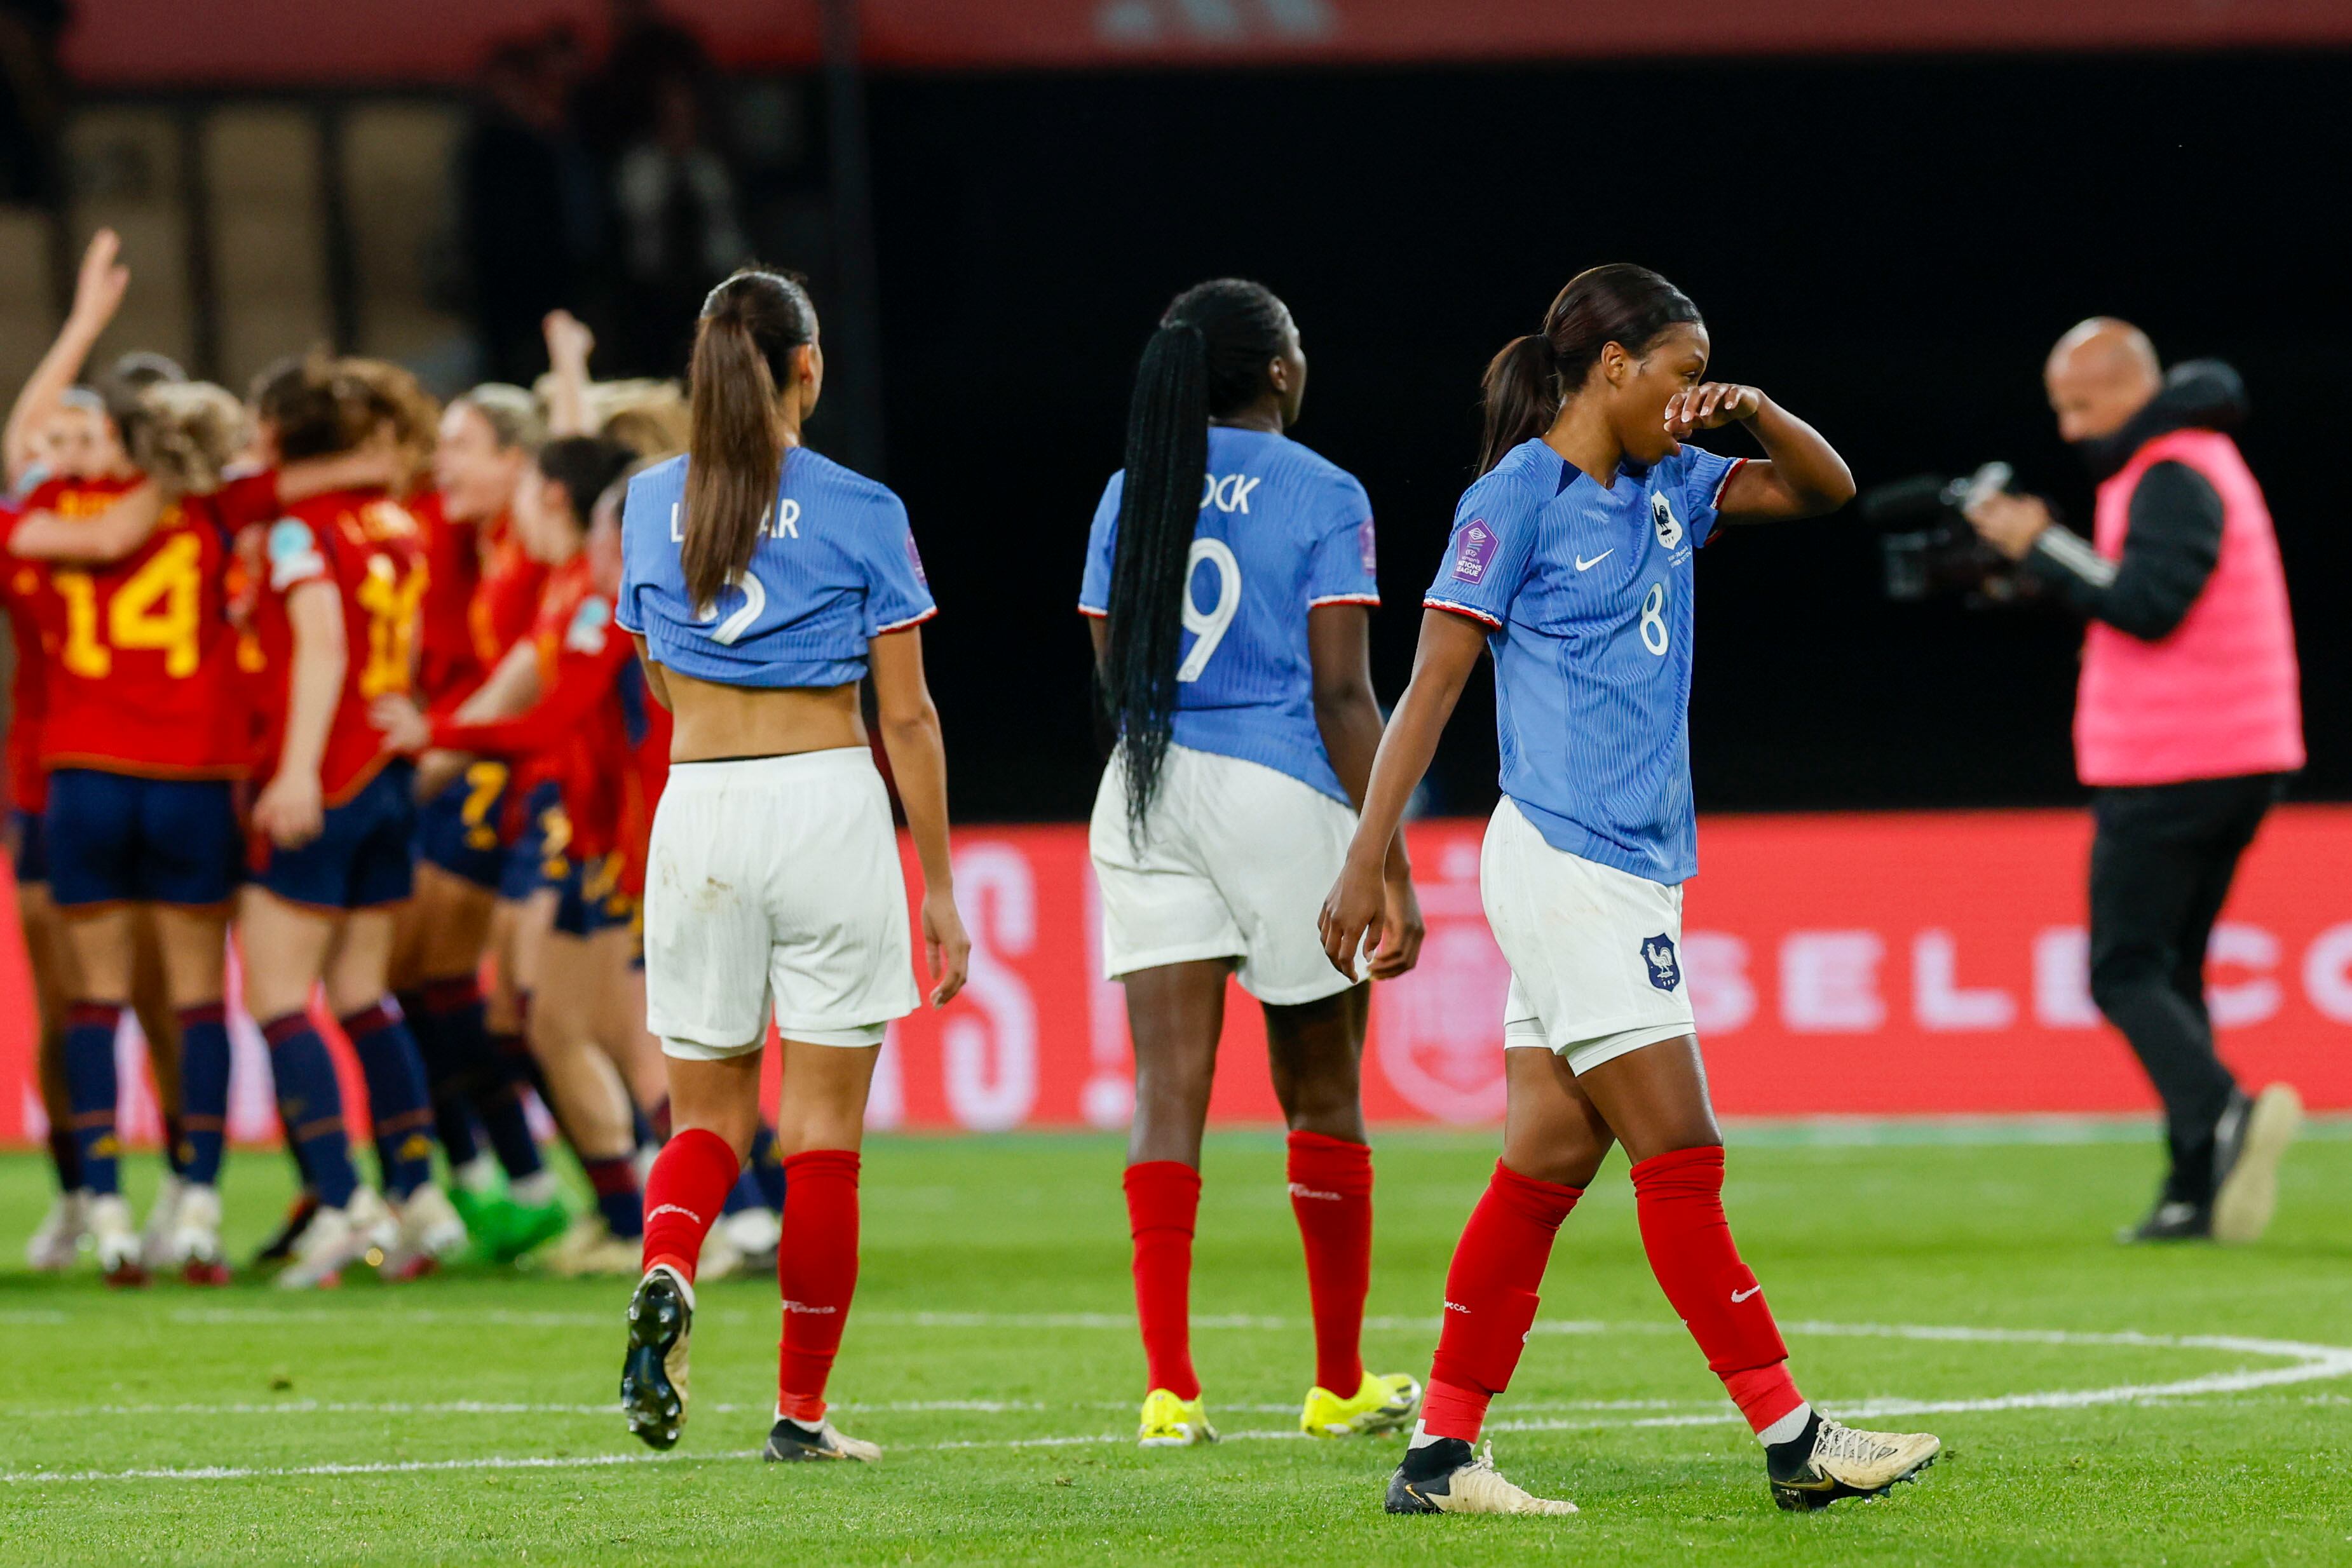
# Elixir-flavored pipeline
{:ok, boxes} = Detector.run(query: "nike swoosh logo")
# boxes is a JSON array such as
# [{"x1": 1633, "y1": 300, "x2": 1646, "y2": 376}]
[
  {"x1": 1574, "y1": 550, "x2": 1612, "y2": 571},
  {"x1": 1731, "y1": 1285, "x2": 1762, "y2": 1303}
]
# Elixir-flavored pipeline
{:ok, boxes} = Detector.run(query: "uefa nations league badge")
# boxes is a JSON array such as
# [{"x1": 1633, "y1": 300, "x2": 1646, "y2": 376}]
[{"x1": 1451, "y1": 521, "x2": 1495, "y2": 581}]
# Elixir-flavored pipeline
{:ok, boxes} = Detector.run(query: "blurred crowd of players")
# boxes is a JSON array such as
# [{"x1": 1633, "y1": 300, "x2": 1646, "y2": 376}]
[{"x1": 1, "y1": 230, "x2": 788, "y2": 1288}]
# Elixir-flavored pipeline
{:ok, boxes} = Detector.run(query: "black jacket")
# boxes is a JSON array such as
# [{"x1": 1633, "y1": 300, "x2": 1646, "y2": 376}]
[{"x1": 2023, "y1": 361, "x2": 2247, "y2": 642}]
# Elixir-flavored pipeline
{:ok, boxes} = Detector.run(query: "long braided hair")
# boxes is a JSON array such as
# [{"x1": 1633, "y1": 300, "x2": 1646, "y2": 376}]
[{"x1": 1099, "y1": 278, "x2": 1291, "y2": 837}]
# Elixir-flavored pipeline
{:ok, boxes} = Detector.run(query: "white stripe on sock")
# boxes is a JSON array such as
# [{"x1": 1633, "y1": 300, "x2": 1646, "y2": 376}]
[{"x1": 1757, "y1": 1401, "x2": 1812, "y2": 1447}]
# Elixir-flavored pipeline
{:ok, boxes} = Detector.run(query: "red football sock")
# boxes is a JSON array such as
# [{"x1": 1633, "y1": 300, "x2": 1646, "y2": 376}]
[
  {"x1": 1124, "y1": 1160, "x2": 1202, "y2": 1401},
  {"x1": 1423, "y1": 1161, "x2": 1582, "y2": 1443},
  {"x1": 1629, "y1": 1145, "x2": 1805, "y2": 1435},
  {"x1": 639, "y1": 1127, "x2": 738, "y2": 1281},
  {"x1": 776, "y1": 1148, "x2": 860, "y2": 1424},
  {"x1": 1287, "y1": 1130, "x2": 1373, "y2": 1395}
]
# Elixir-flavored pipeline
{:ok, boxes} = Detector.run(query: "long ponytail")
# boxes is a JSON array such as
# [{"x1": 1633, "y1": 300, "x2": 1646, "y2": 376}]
[
  {"x1": 681, "y1": 267, "x2": 814, "y2": 612},
  {"x1": 1100, "y1": 278, "x2": 1291, "y2": 835},
  {"x1": 1476, "y1": 263, "x2": 1703, "y2": 476}
]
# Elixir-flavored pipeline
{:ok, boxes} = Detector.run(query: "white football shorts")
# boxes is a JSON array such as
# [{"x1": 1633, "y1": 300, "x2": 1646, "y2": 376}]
[
  {"x1": 1481, "y1": 795, "x2": 1697, "y2": 1076},
  {"x1": 642, "y1": 746, "x2": 918, "y2": 1058},
  {"x1": 1090, "y1": 743, "x2": 1359, "y2": 1006}
]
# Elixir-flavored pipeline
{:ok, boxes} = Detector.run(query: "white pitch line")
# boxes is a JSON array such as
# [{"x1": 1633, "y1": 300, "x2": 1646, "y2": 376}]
[
  {"x1": 12, "y1": 1395, "x2": 1710, "y2": 1422},
  {"x1": 13, "y1": 1318, "x2": 2349, "y2": 1485}
]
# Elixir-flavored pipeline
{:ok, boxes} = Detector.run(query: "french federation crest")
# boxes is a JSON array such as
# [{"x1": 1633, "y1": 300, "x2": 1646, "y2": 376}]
[
  {"x1": 1642, "y1": 933, "x2": 1682, "y2": 992},
  {"x1": 1650, "y1": 491, "x2": 1683, "y2": 550}
]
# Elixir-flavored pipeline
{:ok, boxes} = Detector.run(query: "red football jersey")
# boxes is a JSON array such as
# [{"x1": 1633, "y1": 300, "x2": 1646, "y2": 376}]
[
  {"x1": 433, "y1": 553, "x2": 630, "y2": 858},
  {"x1": 468, "y1": 514, "x2": 546, "y2": 672},
  {"x1": 22, "y1": 472, "x2": 276, "y2": 779},
  {"x1": 410, "y1": 489, "x2": 485, "y2": 710},
  {"x1": 247, "y1": 489, "x2": 428, "y2": 803},
  {"x1": 0, "y1": 504, "x2": 51, "y2": 814}
]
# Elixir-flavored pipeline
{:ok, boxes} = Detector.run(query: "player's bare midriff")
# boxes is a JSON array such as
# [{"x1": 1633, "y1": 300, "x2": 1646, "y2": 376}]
[{"x1": 656, "y1": 666, "x2": 866, "y2": 763}]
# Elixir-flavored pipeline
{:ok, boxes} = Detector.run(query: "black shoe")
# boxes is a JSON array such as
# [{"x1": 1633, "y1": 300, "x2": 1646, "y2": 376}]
[
  {"x1": 251, "y1": 1192, "x2": 321, "y2": 1267},
  {"x1": 2117, "y1": 1197, "x2": 2210, "y2": 1243},
  {"x1": 620, "y1": 1266, "x2": 693, "y2": 1450},
  {"x1": 763, "y1": 1416, "x2": 880, "y2": 1462}
]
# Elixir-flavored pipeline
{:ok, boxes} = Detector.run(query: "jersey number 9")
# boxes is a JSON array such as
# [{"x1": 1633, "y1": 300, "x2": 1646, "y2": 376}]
[{"x1": 1177, "y1": 537, "x2": 1241, "y2": 684}]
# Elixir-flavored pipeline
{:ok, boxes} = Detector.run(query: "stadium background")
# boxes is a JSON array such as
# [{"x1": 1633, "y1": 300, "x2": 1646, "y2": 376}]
[{"x1": 1, "y1": 0, "x2": 2346, "y2": 1133}]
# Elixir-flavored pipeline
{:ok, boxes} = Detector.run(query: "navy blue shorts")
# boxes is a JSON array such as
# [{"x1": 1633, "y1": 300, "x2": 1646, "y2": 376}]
[
  {"x1": 44, "y1": 770, "x2": 242, "y2": 910},
  {"x1": 553, "y1": 849, "x2": 637, "y2": 938},
  {"x1": 252, "y1": 762, "x2": 418, "y2": 912},
  {"x1": 10, "y1": 807, "x2": 48, "y2": 886},
  {"x1": 416, "y1": 760, "x2": 514, "y2": 891},
  {"x1": 498, "y1": 780, "x2": 569, "y2": 902}
]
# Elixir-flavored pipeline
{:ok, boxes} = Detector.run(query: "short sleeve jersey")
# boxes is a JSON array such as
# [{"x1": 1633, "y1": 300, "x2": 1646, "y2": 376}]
[
  {"x1": 618, "y1": 447, "x2": 935, "y2": 688},
  {"x1": 1077, "y1": 426, "x2": 1378, "y2": 804},
  {"x1": 17, "y1": 471, "x2": 275, "y2": 779},
  {"x1": 1423, "y1": 438, "x2": 1744, "y2": 885},
  {"x1": 245, "y1": 488, "x2": 428, "y2": 802}
]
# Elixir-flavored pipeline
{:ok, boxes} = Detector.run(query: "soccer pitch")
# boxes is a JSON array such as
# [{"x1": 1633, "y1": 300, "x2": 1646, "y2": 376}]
[{"x1": 6, "y1": 1129, "x2": 2351, "y2": 1566}]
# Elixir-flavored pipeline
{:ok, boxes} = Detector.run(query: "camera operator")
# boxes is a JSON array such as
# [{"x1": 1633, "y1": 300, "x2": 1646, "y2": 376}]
[{"x1": 1968, "y1": 318, "x2": 2304, "y2": 1245}]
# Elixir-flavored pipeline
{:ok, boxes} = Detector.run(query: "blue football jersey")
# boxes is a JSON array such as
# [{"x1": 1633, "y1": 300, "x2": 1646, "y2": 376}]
[
  {"x1": 1078, "y1": 426, "x2": 1378, "y2": 804},
  {"x1": 618, "y1": 447, "x2": 935, "y2": 689},
  {"x1": 1423, "y1": 437, "x2": 1745, "y2": 884}
]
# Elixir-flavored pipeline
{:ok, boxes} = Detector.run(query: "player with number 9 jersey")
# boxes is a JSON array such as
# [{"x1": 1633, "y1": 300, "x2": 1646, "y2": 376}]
[{"x1": 1078, "y1": 280, "x2": 1427, "y2": 1454}]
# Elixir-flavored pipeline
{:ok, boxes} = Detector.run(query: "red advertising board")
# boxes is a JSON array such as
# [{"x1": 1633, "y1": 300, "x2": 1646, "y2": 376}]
[
  {"x1": 60, "y1": 0, "x2": 2352, "y2": 88},
  {"x1": 4, "y1": 807, "x2": 2347, "y2": 1142}
]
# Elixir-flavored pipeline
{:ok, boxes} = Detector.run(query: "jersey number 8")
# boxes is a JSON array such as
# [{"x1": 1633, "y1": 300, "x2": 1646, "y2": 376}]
[
  {"x1": 1177, "y1": 537, "x2": 1241, "y2": 683},
  {"x1": 1640, "y1": 582, "x2": 1669, "y2": 658}
]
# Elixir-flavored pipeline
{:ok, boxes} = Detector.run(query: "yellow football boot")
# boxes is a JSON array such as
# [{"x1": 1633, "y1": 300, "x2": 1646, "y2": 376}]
[
  {"x1": 1137, "y1": 1388, "x2": 1218, "y2": 1447},
  {"x1": 1302, "y1": 1370, "x2": 1424, "y2": 1437}
]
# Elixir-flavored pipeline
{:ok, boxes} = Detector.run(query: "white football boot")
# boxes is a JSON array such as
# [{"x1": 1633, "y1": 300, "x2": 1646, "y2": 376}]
[{"x1": 25, "y1": 1190, "x2": 90, "y2": 1272}]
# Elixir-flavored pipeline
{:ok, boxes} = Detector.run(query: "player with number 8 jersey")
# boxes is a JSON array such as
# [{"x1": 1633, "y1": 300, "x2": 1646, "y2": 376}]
[
  {"x1": 1078, "y1": 280, "x2": 1427, "y2": 1451},
  {"x1": 1319, "y1": 264, "x2": 1938, "y2": 1517}
]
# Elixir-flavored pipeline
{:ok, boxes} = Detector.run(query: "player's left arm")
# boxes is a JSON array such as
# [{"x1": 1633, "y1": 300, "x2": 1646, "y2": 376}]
[{"x1": 1666, "y1": 384, "x2": 1856, "y2": 524}]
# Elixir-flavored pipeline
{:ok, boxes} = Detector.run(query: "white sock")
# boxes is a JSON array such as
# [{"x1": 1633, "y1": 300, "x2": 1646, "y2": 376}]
[
  {"x1": 1758, "y1": 1402, "x2": 1813, "y2": 1448},
  {"x1": 454, "y1": 1156, "x2": 500, "y2": 1196},
  {"x1": 1406, "y1": 1419, "x2": 1447, "y2": 1450},
  {"x1": 509, "y1": 1170, "x2": 559, "y2": 1206}
]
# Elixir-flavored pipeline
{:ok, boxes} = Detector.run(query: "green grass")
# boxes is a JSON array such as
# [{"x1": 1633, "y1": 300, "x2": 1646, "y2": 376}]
[{"x1": 6, "y1": 1128, "x2": 2352, "y2": 1565}]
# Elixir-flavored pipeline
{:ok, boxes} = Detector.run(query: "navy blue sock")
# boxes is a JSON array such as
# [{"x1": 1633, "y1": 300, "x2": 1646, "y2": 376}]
[
  {"x1": 581, "y1": 1154, "x2": 644, "y2": 1238},
  {"x1": 630, "y1": 1099, "x2": 658, "y2": 1159},
  {"x1": 62, "y1": 1003, "x2": 123, "y2": 1197},
  {"x1": 175, "y1": 1004, "x2": 231, "y2": 1187},
  {"x1": 748, "y1": 1123, "x2": 785, "y2": 1213},
  {"x1": 721, "y1": 1167, "x2": 763, "y2": 1215},
  {"x1": 161, "y1": 1111, "x2": 189, "y2": 1178},
  {"x1": 261, "y1": 1013, "x2": 358, "y2": 1209},
  {"x1": 428, "y1": 978, "x2": 544, "y2": 1182},
  {"x1": 341, "y1": 1003, "x2": 437, "y2": 1201},
  {"x1": 399, "y1": 988, "x2": 484, "y2": 1171}
]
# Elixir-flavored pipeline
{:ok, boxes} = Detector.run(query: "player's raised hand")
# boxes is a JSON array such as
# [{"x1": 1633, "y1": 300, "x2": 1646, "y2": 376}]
[
  {"x1": 252, "y1": 767, "x2": 325, "y2": 849},
  {"x1": 70, "y1": 229, "x2": 130, "y2": 330},
  {"x1": 1665, "y1": 382, "x2": 1763, "y2": 438},
  {"x1": 543, "y1": 309, "x2": 595, "y2": 370},
  {"x1": 921, "y1": 886, "x2": 971, "y2": 1007}
]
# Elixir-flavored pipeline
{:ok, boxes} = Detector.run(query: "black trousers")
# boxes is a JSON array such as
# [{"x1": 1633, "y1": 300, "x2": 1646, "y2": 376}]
[{"x1": 2087, "y1": 772, "x2": 2287, "y2": 1201}]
